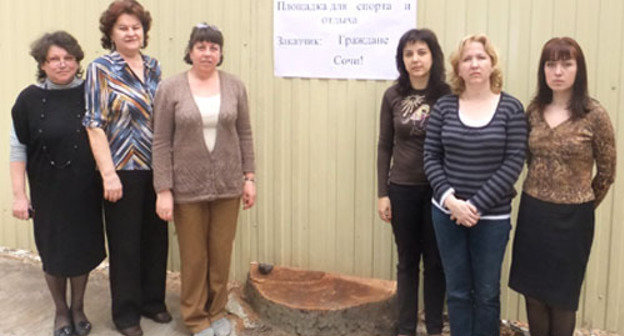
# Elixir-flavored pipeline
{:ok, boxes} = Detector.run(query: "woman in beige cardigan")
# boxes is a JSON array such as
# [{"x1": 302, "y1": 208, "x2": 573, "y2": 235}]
[{"x1": 152, "y1": 23, "x2": 255, "y2": 336}]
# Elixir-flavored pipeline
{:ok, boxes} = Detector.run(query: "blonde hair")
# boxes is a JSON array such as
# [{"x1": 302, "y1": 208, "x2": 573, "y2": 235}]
[{"x1": 449, "y1": 34, "x2": 503, "y2": 95}]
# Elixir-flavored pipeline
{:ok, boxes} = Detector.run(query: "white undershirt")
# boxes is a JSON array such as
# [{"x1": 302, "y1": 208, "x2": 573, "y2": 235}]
[
  {"x1": 193, "y1": 94, "x2": 221, "y2": 152},
  {"x1": 458, "y1": 108, "x2": 496, "y2": 127},
  {"x1": 458, "y1": 95, "x2": 500, "y2": 127}
]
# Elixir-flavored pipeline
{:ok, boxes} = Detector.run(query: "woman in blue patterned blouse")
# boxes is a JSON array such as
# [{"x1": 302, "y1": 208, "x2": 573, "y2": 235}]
[{"x1": 82, "y1": 1, "x2": 169, "y2": 335}]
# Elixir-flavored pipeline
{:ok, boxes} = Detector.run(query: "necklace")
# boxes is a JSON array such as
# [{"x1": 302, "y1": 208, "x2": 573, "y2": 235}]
[{"x1": 38, "y1": 82, "x2": 83, "y2": 169}]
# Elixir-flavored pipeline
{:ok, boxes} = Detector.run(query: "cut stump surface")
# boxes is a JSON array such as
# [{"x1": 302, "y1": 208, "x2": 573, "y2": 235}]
[{"x1": 244, "y1": 263, "x2": 397, "y2": 336}]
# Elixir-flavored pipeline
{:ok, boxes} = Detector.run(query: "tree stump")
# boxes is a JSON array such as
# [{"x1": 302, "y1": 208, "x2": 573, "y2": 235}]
[{"x1": 244, "y1": 263, "x2": 397, "y2": 336}]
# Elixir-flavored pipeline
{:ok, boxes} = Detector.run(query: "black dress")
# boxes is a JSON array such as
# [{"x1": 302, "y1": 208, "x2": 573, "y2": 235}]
[{"x1": 11, "y1": 83, "x2": 105, "y2": 277}]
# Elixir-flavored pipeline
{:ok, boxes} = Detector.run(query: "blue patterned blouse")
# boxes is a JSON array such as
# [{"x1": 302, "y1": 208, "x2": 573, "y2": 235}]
[{"x1": 83, "y1": 51, "x2": 161, "y2": 170}]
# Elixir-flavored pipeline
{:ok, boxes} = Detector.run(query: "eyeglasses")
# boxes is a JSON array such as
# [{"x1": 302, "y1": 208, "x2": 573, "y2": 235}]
[{"x1": 45, "y1": 55, "x2": 76, "y2": 66}]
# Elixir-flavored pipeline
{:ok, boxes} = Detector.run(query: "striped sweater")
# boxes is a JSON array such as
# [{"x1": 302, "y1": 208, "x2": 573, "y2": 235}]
[{"x1": 423, "y1": 92, "x2": 528, "y2": 218}]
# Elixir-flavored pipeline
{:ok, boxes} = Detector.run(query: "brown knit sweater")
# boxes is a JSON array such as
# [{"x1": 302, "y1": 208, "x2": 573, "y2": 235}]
[
  {"x1": 152, "y1": 70, "x2": 255, "y2": 203},
  {"x1": 522, "y1": 100, "x2": 616, "y2": 206}
]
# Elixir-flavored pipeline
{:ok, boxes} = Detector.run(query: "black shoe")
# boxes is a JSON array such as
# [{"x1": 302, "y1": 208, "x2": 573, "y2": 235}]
[
  {"x1": 73, "y1": 318, "x2": 92, "y2": 336},
  {"x1": 118, "y1": 325, "x2": 143, "y2": 336},
  {"x1": 142, "y1": 310, "x2": 172, "y2": 323},
  {"x1": 53, "y1": 324, "x2": 73, "y2": 336}
]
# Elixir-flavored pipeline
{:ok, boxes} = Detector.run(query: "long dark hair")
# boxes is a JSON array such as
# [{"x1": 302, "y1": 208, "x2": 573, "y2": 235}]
[
  {"x1": 528, "y1": 37, "x2": 590, "y2": 119},
  {"x1": 395, "y1": 28, "x2": 450, "y2": 100}
]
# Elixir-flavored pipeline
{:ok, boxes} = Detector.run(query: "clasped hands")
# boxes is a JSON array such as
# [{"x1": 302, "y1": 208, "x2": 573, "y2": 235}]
[{"x1": 443, "y1": 194, "x2": 480, "y2": 227}]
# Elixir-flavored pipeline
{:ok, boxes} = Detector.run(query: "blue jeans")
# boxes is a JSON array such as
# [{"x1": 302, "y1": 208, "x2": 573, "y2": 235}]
[{"x1": 432, "y1": 206, "x2": 511, "y2": 336}]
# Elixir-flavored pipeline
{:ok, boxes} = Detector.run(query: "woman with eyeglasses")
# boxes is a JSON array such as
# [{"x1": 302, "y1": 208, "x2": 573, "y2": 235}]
[
  {"x1": 10, "y1": 31, "x2": 105, "y2": 336},
  {"x1": 153, "y1": 23, "x2": 255, "y2": 336}
]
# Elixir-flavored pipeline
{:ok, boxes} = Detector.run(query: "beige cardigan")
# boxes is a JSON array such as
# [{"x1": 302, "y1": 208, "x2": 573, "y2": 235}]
[{"x1": 152, "y1": 70, "x2": 255, "y2": 203}]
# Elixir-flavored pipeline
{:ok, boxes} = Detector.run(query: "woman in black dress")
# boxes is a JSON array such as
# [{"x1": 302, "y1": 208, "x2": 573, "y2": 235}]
[{"x1": 10, "y1": 31, "x2": 105, "y2": 336}]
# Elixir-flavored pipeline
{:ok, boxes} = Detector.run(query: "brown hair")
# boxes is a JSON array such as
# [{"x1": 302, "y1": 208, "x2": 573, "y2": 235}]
[
  {"x1": 528, "y1": 37, "x2": 590, "y2": 119},
  {"x1": 99, "y1": 0, "x2": 152, "y2": 50},
  {"x1": 30, "y1": 31, "x2": 84, "y2": 82},
  {"x1": 183, "y1": 23, "x2": 224, "y2": 65},
  {"x1": 449, "y1": 34, "x2": 503, "y2": 95}
]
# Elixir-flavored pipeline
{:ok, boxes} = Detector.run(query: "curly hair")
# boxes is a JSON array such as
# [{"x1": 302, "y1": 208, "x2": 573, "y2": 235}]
[
  {"x1": 99, "y1": 0, "x2": 152, "y2": 50},
  {"x1": 449, "y1": 34, "x2": 503, "y2": 95},
  {"x1": 183, "y1": 23, "x2": 224, "y2": 66},
  {"x1": 395, "y1": 28, "x2": 450, "y2": 100},
  {"x1": 528, "y1": 37, "x2": 590, "y2": 120},
  {"x1": 30, "y1": 31, "x2": 84, "y2": 82}
]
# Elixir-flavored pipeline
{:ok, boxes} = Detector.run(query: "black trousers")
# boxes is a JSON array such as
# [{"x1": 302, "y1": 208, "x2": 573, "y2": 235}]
[
  {"x1": 389, "y1": 183, "x2": 446, "y2": 335},
  {"x1": 104, "y1": 170, "x2": 169, "y2": 329}
]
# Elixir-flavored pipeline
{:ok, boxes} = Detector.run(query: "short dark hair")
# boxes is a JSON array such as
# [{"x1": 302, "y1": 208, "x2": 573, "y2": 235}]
[
  {"x1": 529, "y1": 37, "x2": 590, "y2": 119},
  {"x1": 30, "y1": 31, "x2": 84, "y2": 82},
  {"x1": 183, "y1": 23, "x2": 224, "y2": 65},
  {"x1": 395, "y1": 28, "x2": 450, "y2": 100},
  {"x1": 99, "y1": 0, "x2": 152, "y2": 50}
]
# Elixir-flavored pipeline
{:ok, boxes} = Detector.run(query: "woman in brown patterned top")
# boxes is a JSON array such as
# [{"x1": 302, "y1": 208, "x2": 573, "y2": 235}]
[
  {"x1": 509, "y1": 37, "x2": 616, "y2": 336},
  {"x1": 377, "y1": 28, "x2": 450, "y2": 336}
]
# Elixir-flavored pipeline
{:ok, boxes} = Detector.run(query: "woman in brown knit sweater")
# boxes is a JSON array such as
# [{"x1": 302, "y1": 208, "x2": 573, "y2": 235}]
[
  {"x1": 509, "y1": 37, "x2": 616, "y2": 336},
  {"x1": 152, "y1": 24, "x2": 255, "y2": 336}
]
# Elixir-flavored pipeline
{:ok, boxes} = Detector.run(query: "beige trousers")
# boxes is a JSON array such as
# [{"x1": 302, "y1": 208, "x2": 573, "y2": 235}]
[{"x1": 174, "y1": 198, "x2": 240, "y2": 333}]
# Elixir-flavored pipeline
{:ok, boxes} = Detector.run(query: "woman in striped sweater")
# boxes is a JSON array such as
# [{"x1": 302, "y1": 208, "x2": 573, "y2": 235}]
[{"x1": 423, "y1": 34, "x2": 527, "y2": 336}]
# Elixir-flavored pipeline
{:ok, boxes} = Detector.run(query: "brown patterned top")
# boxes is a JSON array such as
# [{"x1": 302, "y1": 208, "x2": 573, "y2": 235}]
[{"x1": 522, "y1": 101, "x2": 616, "y2": 206}]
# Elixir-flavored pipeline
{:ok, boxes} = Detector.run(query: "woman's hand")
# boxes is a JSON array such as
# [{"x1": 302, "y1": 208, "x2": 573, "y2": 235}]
[
  {"x1": 85, "y1": 128, "x2": 123, "y2": 202},
  {"x1": 156, "y1": 190, "x2": 174, "y2": 221},
  {"x1": 444, "y1": 195, "x2": 480, "y2": 227},
  {"x1": 242, "y1": 179, "x2": 256, "y2": 210},
  {"x1": 377, "y1": 197, "x2": 392, "y2": 223},
  {"x1": 102, "y1": 171, "x2": 123, "y2": 202},
  {"x1": 10, "y1": 161, "x2": 30, "y2": 220},
  {"x1": 12, "y1": 195, "x2": 31, "y2": 220}
]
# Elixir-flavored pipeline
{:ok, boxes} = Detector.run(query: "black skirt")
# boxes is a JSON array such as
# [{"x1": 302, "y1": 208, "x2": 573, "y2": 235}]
[{"x1": 508, "y1": 193, "x2": 594, "y2": 311}]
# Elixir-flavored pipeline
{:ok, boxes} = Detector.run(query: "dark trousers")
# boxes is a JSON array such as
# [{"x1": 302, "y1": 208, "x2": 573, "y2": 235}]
[
  {"x1": 389, "y1": 183, "x2": 445, "y2": 335},
  {"x1": 104, "y1": 170, "x2": 169, "y2": 329}
]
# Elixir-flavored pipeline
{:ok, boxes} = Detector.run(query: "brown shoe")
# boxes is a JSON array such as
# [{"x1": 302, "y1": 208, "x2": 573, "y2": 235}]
[
  {"x1": 142, "y1": 310, "x2": 172, "y2": 323},
  {"x1": 118, "y1": 325, "x2": 143, "y2": 336}
]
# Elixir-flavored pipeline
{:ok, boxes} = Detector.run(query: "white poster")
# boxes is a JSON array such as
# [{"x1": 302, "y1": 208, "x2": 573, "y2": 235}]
[{"x1": 274, "y1": 0, "x2": 417, "y2": 80}]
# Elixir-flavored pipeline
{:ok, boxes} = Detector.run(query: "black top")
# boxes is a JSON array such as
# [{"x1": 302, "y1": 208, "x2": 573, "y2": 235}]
[{"x1": 11, "y1": 83, "x2": 105, "y2": 276}]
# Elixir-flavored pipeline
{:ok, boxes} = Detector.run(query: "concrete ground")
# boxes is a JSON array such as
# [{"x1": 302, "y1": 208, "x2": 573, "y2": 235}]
[
  {"x1": 2, "y1": 248, "x2": 620, "y2": 336},
  {"x1": 0, "y1": 248, "x2": 295, "y2": 336},
  {"x1": 0, "y1": 251, "x2": 189, "y2": 336}
]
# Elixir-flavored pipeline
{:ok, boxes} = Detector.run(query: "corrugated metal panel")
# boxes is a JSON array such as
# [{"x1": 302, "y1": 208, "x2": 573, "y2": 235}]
[{"x1": 1, "y1": 0, "x2": 624, "y2": 332}]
